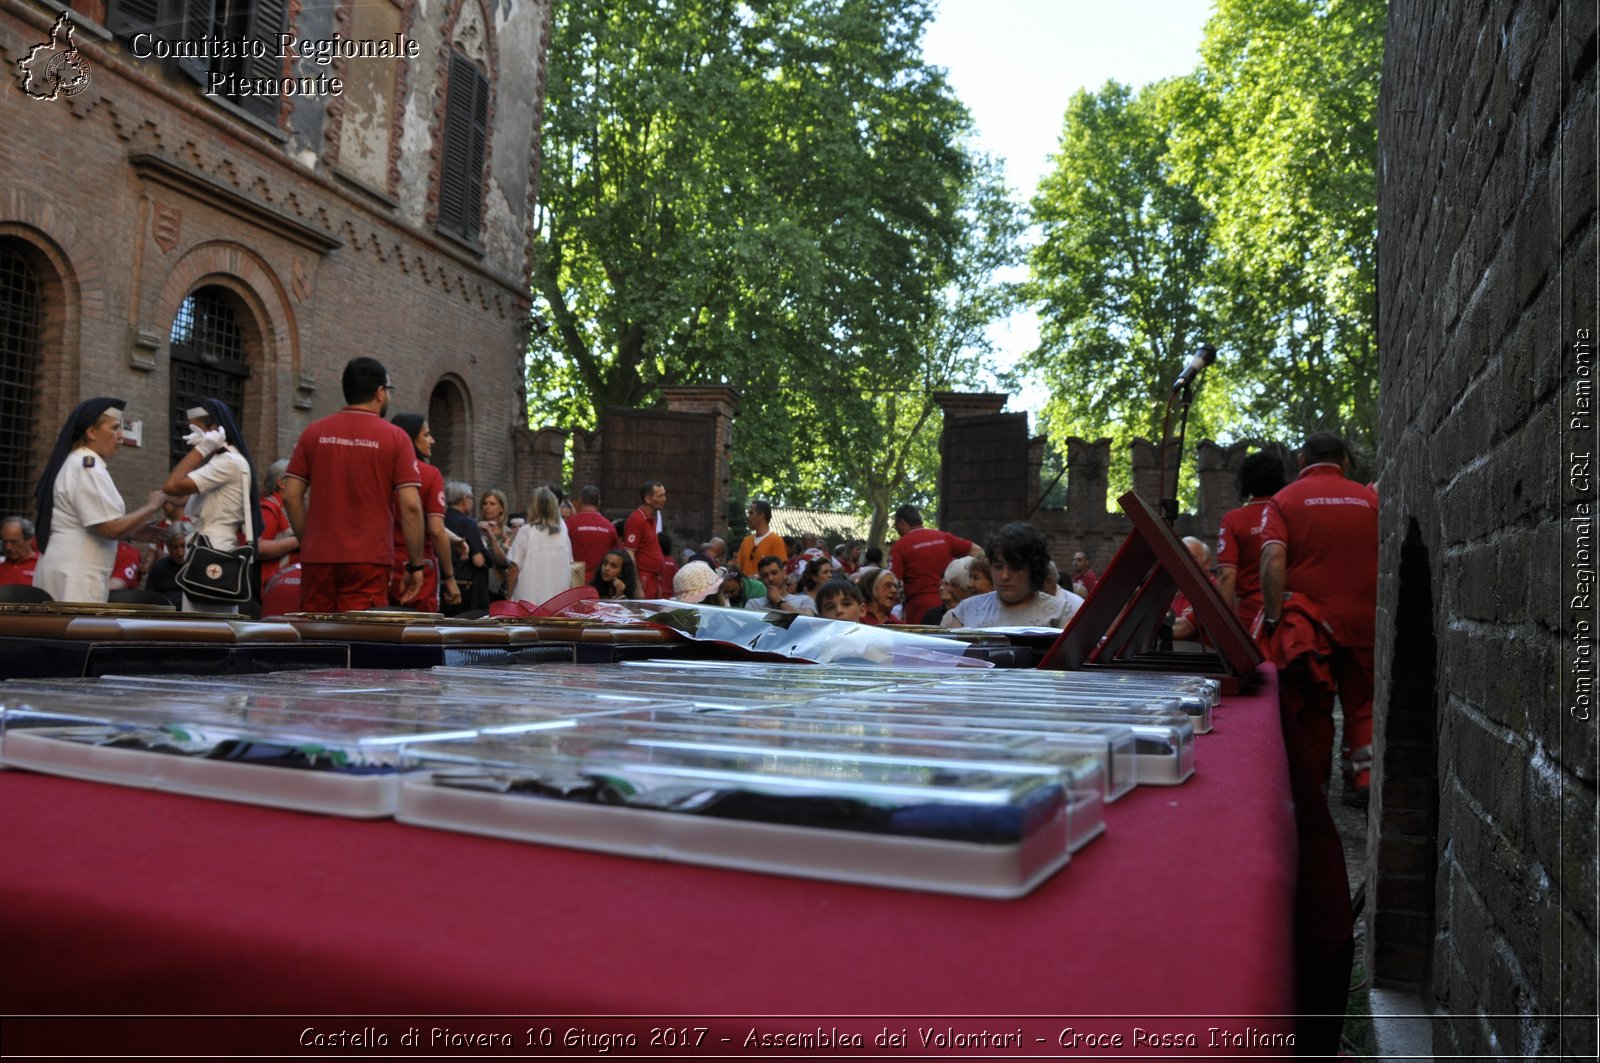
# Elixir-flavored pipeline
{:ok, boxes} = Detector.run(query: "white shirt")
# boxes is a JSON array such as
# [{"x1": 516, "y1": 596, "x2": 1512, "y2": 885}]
[
  {"x1": 185, "y1": 447, "x2": 250, "y2": 545},
  {"x1": 744, "y1": 592, "x2": 817, "y2": 616},
  {"x1": 506, "y1": 520, "x2": 573, "y2": 606},
  {"x1": 941, "y1": 589, "x2": 1081, "y2": 630},
  {"x1": 33, "y1": 447, "x2": 126, "y2": 603}
]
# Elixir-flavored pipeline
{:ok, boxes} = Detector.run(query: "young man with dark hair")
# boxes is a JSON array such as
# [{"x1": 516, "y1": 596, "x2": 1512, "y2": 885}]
[
  {"x1": 623, "y1": 480, "x2": 667, "y2": 597},
  {"x1": 941, "y1": 522, "x2": 1079, "y2": 629},
  {"x1": 1259, "y1": 431, "x2": 1378, "y2": 798},
  {"x1": 744, "y1": 553, "x2": 815, "y2": 615},
  {"x1": 1214, "y1": 450, "x2": 1289, "y2": 630},
  {"x1": 735, "y1": 498, "x2": 786, "y2": 576},
  {"x1": 889, "y1": 504, "x2": 983, "y2": 624},
  {"x1": 281, "y1": 358, "x2": 425, "y2": 611}
]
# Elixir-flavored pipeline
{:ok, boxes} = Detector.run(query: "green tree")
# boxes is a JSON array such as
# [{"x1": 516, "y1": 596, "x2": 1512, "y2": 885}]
[
  {"x1": 1025, "y1": 78, "x2": 1227, "y2": 504},
  {"x1": 529, "y1": 0, "x2": 1021, "y2": 541},
  {"x1": 1170, "y1": 0, "x2": 1383, "y2": 446}
]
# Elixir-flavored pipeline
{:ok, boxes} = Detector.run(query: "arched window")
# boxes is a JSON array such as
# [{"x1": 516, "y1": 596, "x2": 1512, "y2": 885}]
[
  {"x1": 0, "y1": 240, "x2": 42, "y2": 517},
  {"x1": 168, "y1": 286, "x2": 252, "y2": 464},
  {"x1": 428, "y1": 378, "x2": 469, "y2": 482}
]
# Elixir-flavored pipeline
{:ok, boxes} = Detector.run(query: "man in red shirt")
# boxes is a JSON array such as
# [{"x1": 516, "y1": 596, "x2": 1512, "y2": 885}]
[
  {"x1": 566, "y1": 484, "x2": 619, "y2": 583},
  {"x1": 623, "y1": 480, "x2": 667, "y2": 597},
  {"x1": 1069, "y1": 550, "x2": 1099, "y2": 596},
  {"x1": 1260, "y1": 432, "x2": 1378, "y2": 796},
  {"x1": 889, "y1": 504, "x2": 983, "y2": 625},
  {"x1": 281, "y1": 358, "x2": 425, "y2": 612},
  {"x1": 1258, "y1": 432, "x2": 1374, "y2": 1039},
  {"x1": 1214, "y1": 451, "x2": 1288, "y2": 632},
  {"x1": 0, "y1": 516, "x2": 39, "y2": 586}
]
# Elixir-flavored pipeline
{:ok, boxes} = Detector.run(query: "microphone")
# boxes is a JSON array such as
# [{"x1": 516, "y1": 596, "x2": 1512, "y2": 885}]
[{"x1": 1170, "y1": 344, "x2": 1217, "y2": 392}]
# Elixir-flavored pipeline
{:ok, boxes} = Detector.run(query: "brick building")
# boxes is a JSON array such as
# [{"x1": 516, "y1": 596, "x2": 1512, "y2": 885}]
[
  {"x1": 1373, "y1": 0, "x2": 1595, "y2": 1055},
  {"x1": 0, "y1": 0, "x2": 551, "y2": 518}
]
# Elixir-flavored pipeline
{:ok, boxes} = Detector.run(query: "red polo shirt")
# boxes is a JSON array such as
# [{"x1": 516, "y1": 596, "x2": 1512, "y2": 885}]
[
  {"x1": 286, "y1": 408, "x2": 421, "y2": 566},
  {"x1": 1260, "y1": 464, "x2": 1378, "y2": 647},
  {"x1": 0, "y1": 555, "x2": 37, "y2": 586},
  {"x1": 624, "y1": 506, "x2": 664, "y2": 594},
  {"x1": 566, "y1": 510, "x2": 620, "y2": 582},
  {"x1": 891, "y1": 526, "x2": 975, "y2": 623},
  {"x1": 1215, "y1": 499, "x2": 1273, "y2": 628}
]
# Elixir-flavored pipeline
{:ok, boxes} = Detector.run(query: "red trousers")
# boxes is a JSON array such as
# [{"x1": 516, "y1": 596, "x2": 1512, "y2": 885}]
[
  {"x1": 1278, "y1": 644, "x2": 1375, "y2": 789},
  {"x1": 299, "y1": 562, "x2": 390, "y2": 613}
]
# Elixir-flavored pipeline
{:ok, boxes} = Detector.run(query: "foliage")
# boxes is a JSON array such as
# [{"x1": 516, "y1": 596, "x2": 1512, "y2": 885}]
[
  {"x1": 1024, "y1": 77, "x2": 1231, "y2": 505},
  {"x1": 528, "y1": 0, "x2": 1022, "y2": 545},
  {"x1": 1170, "y1": 0, "x2": 1384, "y2": 447},
  {"x1": 1024, "y1": 0, "x2": 1382, "y2": 502}
]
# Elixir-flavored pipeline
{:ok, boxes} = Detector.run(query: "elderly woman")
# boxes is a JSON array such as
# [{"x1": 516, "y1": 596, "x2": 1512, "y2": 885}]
[
  {"x1": 857, "y1": 566, "x2": 904, "y2": 626},
  {"x1": 162, "y1": 398, "x2": 258, "y2": 611},
  {"x1": 34, "y1": 398, "x2": 168, "y2": 603}
]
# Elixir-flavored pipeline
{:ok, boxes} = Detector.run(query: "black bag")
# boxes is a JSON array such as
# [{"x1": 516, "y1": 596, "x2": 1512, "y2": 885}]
[
  {"x1": 175, "y1": 535, "x2": 256, "y2": 603},
  {"x1": 174, "y1": 457, "x2": 256, "y2": 605}
]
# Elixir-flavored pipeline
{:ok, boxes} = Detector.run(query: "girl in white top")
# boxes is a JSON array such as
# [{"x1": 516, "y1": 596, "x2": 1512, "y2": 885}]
[
  {"x1": 33, "y1": 398, "x2": 168, "y2": 603},
  {"x1": 505, "y1": 486, "x2": 573, "y2": 606},
  {"x1": 162, "y1": 399, "x2": 258, "y2": 612}
]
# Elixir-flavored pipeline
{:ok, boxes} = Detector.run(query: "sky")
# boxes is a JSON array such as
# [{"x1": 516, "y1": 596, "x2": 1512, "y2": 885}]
[{"x1": 920, "y1": 0, "x2": 1215, "y2": 412}]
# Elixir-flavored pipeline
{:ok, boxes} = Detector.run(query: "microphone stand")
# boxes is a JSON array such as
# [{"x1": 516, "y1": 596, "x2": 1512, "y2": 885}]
[{"x1": 1155, "y1": 371, "x2": 1205, "y2": 525}]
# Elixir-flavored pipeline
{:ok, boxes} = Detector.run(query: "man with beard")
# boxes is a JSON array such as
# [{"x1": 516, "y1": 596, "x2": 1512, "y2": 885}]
[{"x1": 282, "y1": 358, "x2": 424, "y2": 612}]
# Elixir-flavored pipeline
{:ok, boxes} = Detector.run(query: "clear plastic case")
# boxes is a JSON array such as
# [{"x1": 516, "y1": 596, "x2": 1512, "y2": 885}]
[
  {"x1": 0, "y1": 685, "x2": 620, "y2": 815},
  {"x1": 396, "y1": 730, "x2": 1099, "y2": 898}
]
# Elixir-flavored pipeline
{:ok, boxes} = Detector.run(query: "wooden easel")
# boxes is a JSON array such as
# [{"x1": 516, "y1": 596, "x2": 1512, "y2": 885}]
[{"x1": 1039, "y1": 492, "x2": 1263, "y2": 692}]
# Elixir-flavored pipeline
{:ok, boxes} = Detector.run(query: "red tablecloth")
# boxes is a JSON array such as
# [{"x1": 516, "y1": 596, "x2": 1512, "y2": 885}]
[{"x1": 0, "y1": 670, "x2": 1296, "y2": 1050}]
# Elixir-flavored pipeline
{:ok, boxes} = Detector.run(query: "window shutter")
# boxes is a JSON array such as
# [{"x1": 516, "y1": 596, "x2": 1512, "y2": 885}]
[
  {"x1": 105, "y1": 0, "x2": 162, "y2": 40},
  {"x1": 237, "y1": 0, "x2": 290, "y2": 121},
  {"x1": 439, "y1": 52, "x2": 488, "y2": 242},
  {"x1": 174, "y1": 0, "x2": 216, "y2": 85}
]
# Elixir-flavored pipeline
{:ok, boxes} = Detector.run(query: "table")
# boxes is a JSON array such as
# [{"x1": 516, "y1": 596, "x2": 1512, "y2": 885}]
[{"x1": 0, "y1": 669, "x2": 1297, "y2": 1054}]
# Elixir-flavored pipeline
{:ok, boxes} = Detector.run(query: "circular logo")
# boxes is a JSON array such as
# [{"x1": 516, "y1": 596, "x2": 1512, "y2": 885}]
[
  {"x1": 45, "y1": 50, "x2": 90, "y2": 97},
  {"x1": 205, "y1": 563, "x2": 224, "y2": 580}
]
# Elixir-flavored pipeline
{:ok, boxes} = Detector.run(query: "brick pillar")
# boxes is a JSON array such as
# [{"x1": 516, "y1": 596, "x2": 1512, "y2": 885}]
[
  {"x1": 1066, "y1": 436, "x2": 1111, "y2": 520},
  {"x1": 510, "y1": 425, "x2": 567, "y2": 509},
  {"x1": 571, "y1": 427, "x2": 603, "y2": 501},
  {"x1": 659, "y1": 386, "x2": 741, "y2": 541},
  {"x1": 1194, "y1": 440, "x2": 1243, "y2": 541},
  {"x1": 1130, "y1": 437, "x2": 1165, "y2": 510},
  {"x1": 932, "y1": 391, "x2": 1009, "y2": 420}
]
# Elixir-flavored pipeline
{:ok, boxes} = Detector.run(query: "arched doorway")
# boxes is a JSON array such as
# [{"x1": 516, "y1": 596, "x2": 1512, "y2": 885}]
[
  {"x1": 168, "y1": 285, "x2": 253, "y2": 464},
  {"x1": 0, "y1": 239, "x2": 43, "y2": 518},
  {"x1": 428, "y1": 377, "x2": 470, "y2": 483}
]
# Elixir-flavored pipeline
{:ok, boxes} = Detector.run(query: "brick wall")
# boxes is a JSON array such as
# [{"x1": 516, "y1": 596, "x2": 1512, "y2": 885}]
[
  {"x1": 0, "y1": 0, "x2": 548, "y2": 517},
  {"x1": 1376, "y1": 1, "x2": 1596, "y2": 1056},
  {"x1": 935, "y1": 399, "x2": 1266, "y2": 576}
]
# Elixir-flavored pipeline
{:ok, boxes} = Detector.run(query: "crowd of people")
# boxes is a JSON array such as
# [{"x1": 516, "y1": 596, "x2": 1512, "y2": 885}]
[
  {"x1": 5, "y1": 360, "x2": 1378, "y2": 810},
  {"x1": 1, "y1": 363, "x2": 1111, "y2": 637}
]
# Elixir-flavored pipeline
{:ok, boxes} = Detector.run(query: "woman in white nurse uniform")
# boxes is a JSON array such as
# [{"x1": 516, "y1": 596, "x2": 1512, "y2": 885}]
[{"x1": 33, "y1": 398, "x2": 168, "y2": 603}]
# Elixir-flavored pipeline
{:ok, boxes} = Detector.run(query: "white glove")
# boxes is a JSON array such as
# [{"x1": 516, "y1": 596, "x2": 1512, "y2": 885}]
[{"x1": 185, "y1": 425, "x2": 227, "y2": 456}]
